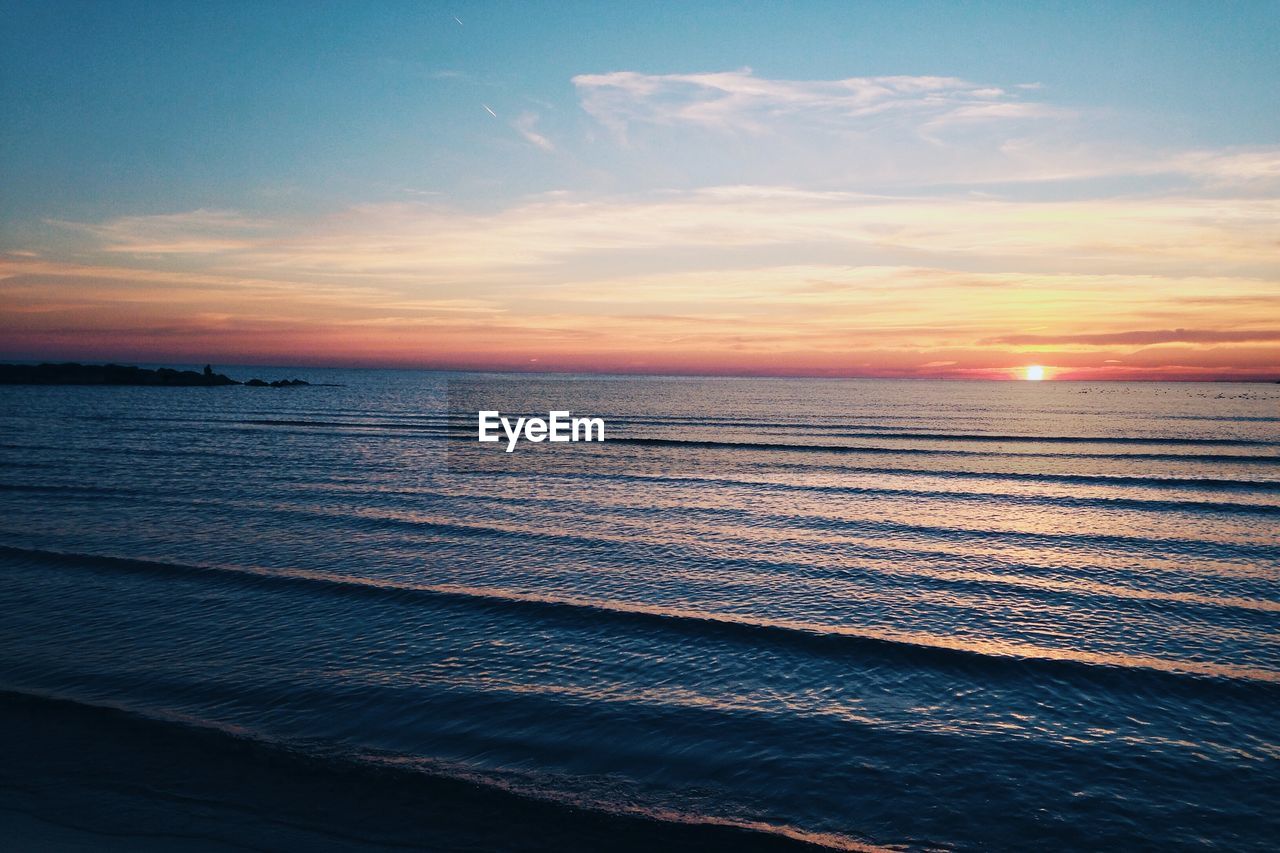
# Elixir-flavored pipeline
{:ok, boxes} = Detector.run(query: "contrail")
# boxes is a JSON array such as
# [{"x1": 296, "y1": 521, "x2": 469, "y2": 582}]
[
  {"x1": 452, "y1": 15, "x2": 463, "y2": 26},
  {"x1": 482, "y1": 104, "x2": 498, "y2": 118}
]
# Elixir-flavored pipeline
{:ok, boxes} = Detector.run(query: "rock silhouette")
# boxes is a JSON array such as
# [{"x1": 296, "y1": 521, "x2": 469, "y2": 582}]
[
  {"x1": 244, "y1": 378, "x2": 310, "y2": 388},
  {"x1": 0, "y1": 363, "x2": 310, "y2": 387}
]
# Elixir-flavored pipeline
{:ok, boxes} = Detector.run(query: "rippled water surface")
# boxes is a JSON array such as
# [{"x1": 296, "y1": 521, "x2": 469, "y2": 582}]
[{"x1": 1, "y1": 371, "x2": 1277, "y2": 851}]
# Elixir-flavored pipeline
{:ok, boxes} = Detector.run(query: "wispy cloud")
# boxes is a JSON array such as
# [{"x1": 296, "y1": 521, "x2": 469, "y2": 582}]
[
  {"x1": 48, "y1": 209, "x2": 271, "y2": 255},
  {"x1": 985, "y1": 328, "x2": 1280, "y2": 346},
  {"x1": 1162, "y1": 148, "x2": 1280, "y2": 188},
  {"x1": 51, "y1": 188, "x2": 1278, "y2": 281},
  {"x1": 513, "y1": 111, "x2": 555, "y2": 151},
  {"x1": 572, "y1": 69, "x2": 1058, "y2": 139},
  {"x1": 569, "y1": 69, "x2": 1280, "y2": 192}
]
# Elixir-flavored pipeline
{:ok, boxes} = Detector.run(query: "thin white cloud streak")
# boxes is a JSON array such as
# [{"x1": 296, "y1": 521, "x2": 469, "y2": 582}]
[
  {"x1": 1163, "y1": 148, "x2": 1280, "y2": 187},
  {"x1": 51, "y1": 188, "x2": 1280, "y2": 280},
  {"x1": 0, "y1": 256, "x2": 506, "y2": 321},
  {"x1": 48, "y1": 209, "x2": 272, "y2": 255},
  {"x1": 571, "y1": 69, "x2": 1057, "y2": 138},
  {"x1": 569, "y1": 69, "x2": 1280, "y2": 190},
  {"x1": 513, "y1": 111, "x2": 555, "y2": 151}
]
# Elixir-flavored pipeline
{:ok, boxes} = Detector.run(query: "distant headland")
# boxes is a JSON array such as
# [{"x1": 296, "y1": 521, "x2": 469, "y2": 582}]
[{"x1": 0, "y1": 363, "x2": 312, "y2": 388}]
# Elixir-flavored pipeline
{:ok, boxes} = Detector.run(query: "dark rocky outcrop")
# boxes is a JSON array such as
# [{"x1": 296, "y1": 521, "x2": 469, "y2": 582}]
[
  {"x1": 244, "y1": 378, "x2": 310, "y2": 388},
  {"x1": 0, "y1": 363, "x2": 310, "y2": 387}
]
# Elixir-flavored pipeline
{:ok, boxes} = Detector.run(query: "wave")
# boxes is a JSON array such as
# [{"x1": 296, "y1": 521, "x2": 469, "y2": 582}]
[
  {"x1": 608, "y1": 453, "x2": 1280, "y2": 493},
  {"x1": 438, "y1": 424, "x2": 1279, "y2": 451},
  {"x1": 450, "y1": 466, "x2": 1280, "y2": 518},
  {"x1": 778, "y1": 463, "x2": 1280, "y2": 493},
  {"x1": 613, "y1": 435, "x2": 1280, "y2": 456},
  {"x1": 13, "y1": 434, "x2": 1277, "y2": 468},
  {"x1": 9, "y1": 461, "x2": 1280, "y2": 519},
  {"x1": 240, "y1": 418, "x2": 451, "y2": 431},
  {"x1": 52, "y1": 409, "x2": 1280, "y2": 448},
  {"x1": 0, "y1": 687, "x2": 865, "y2": 852},
  {"x1": 611, "y1": 412, "x2": 1280, "y2": 427},
  {"x1": 78, "y1": 408, "x2": 1280, "y2": 427},
  {"x1": 136, "y1": 413, "x2": 1280, "y2": 451},
  {"x1": 4, "y1": 545, "x2": 1276, "y2": 690},
  {"x1": 319, "y1": 482, "x2": 1280, "y2": 582},
  {"x1": 813, "y1": 432, "x2": 1275, "y2": 446},
  {"x1": 145, "y1": 475, "x2": 1280, "y2": 559},
  {"x1": 7, "y1": 473, "x2": 1273, "y2": 564}
]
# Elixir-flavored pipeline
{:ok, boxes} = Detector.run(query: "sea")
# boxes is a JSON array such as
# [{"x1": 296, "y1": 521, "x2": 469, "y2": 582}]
[{"x1": 0, "y1": 370, "x2": 1277, "y2": 851}]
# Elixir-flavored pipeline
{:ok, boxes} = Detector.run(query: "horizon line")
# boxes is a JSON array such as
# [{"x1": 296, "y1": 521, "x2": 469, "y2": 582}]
[{"x1": 2, "y1": 357, "x2": 1277, "y2": 384}]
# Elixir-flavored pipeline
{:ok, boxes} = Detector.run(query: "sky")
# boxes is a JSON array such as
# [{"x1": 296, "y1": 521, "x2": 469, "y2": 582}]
[{"x1": 2, "y1": 0, "x2": 1278, "y2": 379}]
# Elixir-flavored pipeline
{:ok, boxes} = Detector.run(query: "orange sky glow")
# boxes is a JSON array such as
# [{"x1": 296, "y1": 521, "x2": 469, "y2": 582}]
[
  {"x1": 2, "y1": 63, "x2": 1277, "y2": 379},
  {"x1": 3, "y1": 190, "x2": 1277, "y2": 380}
]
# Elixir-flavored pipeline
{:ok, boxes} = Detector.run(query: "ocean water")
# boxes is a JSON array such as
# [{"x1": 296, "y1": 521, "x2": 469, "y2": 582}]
[{"x1": 0, "y1": 370, "x2": 1277, "y2": 851}]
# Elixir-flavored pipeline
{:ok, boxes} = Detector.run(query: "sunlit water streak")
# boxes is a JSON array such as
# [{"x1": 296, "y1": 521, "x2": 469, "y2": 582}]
[{"x1": 0, "y1": 372, "x2": 1277, "y2": 851}]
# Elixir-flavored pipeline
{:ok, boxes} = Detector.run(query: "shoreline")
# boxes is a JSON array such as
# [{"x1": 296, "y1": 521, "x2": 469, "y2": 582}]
[{"x1": 0, "y1": 689, "x2": 845, "y2": 853}]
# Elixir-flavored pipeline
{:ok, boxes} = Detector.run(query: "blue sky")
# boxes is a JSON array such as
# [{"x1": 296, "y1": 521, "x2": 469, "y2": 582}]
[
  {"x1": 4, "y1": 0, "x2": 1277, "y2": 219},
  {"x1": 1, "y1": 1, "x2": 1278, "y2": 378}
]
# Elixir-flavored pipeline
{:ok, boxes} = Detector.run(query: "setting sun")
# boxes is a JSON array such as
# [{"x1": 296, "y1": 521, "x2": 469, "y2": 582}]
[{"x1": 1025, "y1": 365, "x2": 1046, "y2": 381}]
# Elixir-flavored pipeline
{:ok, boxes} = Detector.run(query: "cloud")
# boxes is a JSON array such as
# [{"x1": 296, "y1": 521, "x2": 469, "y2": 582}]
[
  {"x1": 45, "y1": 186, "x2": 1280, "y2": 281},
  {"x1": 6, "y1": 258, "x2": 1277, "y2": 378},
  {"x1": 48, "y1": 209, "x2": 271, "y2": 255},
  {"x1": 512, "y1": 111, "x2": 555, "y2": 151},
  {"x1": 1162, "y1": 148, "x2": 1280, "y2": 188},
  {"x1": 6, "y1": 251, "x2": 1275, "y2": 368},
  {"x1": 985, "y1": 328, "x2": 1280, "y2": 346},
  {"x1": 571, "y1": 68, "x2": 1059, "y2": 138},
  {"x1": 568, "y1": 69, "x2": 1280, "y2": 192}
]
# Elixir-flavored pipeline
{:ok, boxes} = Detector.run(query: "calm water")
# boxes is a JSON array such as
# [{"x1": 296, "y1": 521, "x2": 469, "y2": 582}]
[{"x1": 0, "y1": 371, "x2": 1277, "y2": 851}]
